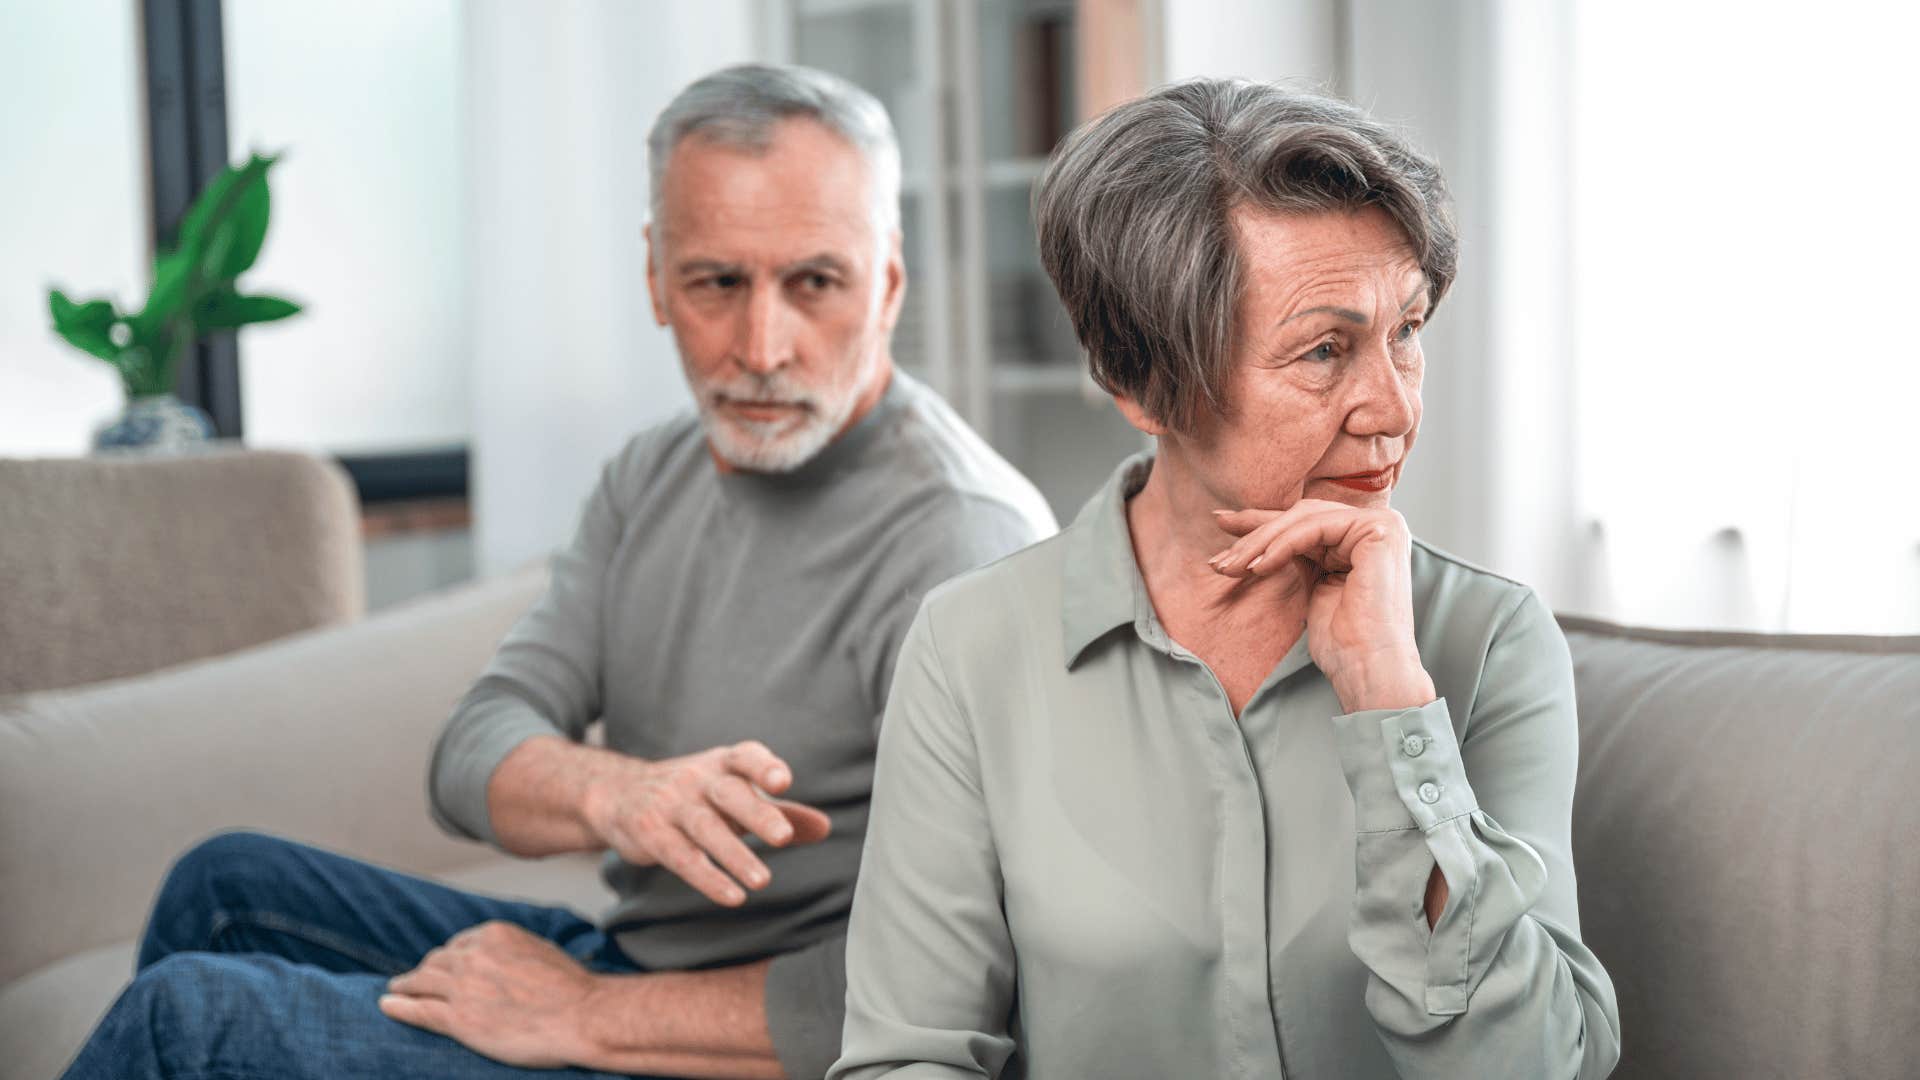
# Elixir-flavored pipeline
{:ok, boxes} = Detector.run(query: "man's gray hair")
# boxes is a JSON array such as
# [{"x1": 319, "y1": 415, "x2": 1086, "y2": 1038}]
[
  {"x1": 1034, "y1": 78, "x2": 1458, "y2": 433},
  {"x1": 647, "y1": 63, "x2": 902, "y2": 236}
]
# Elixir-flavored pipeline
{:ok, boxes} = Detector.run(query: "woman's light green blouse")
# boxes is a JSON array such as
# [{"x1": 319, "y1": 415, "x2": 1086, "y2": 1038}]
[{"x1": 829, "y1": 455, "x2": 1621, "y2": 1079}]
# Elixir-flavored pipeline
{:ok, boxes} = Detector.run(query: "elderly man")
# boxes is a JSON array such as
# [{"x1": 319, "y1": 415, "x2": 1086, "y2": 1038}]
[{"x1": 61, "y1": 64, "x2": 1053, "y2": 1080}]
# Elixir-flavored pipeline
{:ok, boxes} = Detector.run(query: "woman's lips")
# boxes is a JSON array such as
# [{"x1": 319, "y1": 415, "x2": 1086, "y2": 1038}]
[{"x1": 1324, "y1": 468, "x2": 1393, "y2": 492}]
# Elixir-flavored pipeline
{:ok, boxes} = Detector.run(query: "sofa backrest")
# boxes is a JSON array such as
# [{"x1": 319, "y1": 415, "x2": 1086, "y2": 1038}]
[
  {"x1": 1560, "y1": 615, "x2": 1920, "y2": 1080},
  {"x1": 0, "y1": 448, "x2": 364, "y2": 697}
]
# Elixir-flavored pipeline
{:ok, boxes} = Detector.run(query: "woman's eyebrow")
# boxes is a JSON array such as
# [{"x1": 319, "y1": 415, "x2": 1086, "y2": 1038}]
[{"x1": 1276, "y1": 285, "x2": 1430, "y2": 330}]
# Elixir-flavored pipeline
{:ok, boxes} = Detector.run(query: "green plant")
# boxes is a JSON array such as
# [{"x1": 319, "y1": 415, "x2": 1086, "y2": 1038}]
[{"x1": 47, "y1": 152, "x2": 302, "y2": 399}]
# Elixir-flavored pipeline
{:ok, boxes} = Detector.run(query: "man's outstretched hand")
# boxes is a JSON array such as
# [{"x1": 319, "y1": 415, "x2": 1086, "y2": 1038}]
[{"x1": 580, "y1": 739, "x2": 832, "y2": 907}]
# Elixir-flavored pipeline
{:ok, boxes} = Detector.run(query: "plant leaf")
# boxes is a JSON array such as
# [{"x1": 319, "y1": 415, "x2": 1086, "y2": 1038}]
[
  {"x1": 177, "y1": 154, "x2": 269, "y2": 248},
  {"x1": 132, "y1": 249, "x2": 194, "y2": 342},
  {"x1": 54, "y1": 324, "x2": 121, "y2": 362},
  {"x1": 50, "y1": 289, "x2": 116, "y2": 331},
  {"x1": 48, "y1": 290, "x2": 122, "y2": 360},
  {"x1": 176, "y1": 153, "x2": 277, "y2": 282},
  {"x1": 216, "y1": 167, "x2": 272, "y2": 279},
  {"x1": 196, "y1": 290, "x2": 302, "y2": 329}
]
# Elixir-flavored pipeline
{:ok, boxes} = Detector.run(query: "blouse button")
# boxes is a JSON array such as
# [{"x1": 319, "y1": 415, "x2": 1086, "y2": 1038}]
[
  {"x1": 1402, "y1": 734, "x2": 1427, "y2": 758},
  {"x1": 1418, "y1": 781, "x2": 1443, "y2": 805}
]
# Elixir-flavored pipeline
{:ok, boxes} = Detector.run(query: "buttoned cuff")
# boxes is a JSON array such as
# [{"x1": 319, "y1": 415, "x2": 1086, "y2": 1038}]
[
  {"x1": 1331, "y1": 696, "x2": 1485, "y2": 1015},
  {"x1": 1330, "y1": 697, "x2": 1479, "y2": 833}
]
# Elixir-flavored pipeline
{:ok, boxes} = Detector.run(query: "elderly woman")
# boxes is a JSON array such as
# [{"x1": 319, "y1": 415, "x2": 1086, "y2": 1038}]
[{"x1": 829, "y1": 79, "x2": 1621, "y2": 1080}]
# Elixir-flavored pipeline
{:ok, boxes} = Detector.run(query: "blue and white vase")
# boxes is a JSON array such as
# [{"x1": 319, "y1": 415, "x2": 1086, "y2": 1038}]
[{"x1": 93, "y1": 394, "x2": 216, "y2": 453}]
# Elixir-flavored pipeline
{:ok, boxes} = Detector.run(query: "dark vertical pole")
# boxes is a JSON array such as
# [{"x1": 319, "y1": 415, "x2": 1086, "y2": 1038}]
[{"x1": 140, "y1": 0, "x2": 242, "y2": 438}]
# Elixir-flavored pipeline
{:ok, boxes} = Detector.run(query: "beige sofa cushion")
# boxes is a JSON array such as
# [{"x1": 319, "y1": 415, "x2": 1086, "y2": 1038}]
[
  {"x1": 0, "y1": 448, "x2": 364, "y2": 697},
  {"x1": 0, "y1": 566, "x2": 547, "y2": 988},
  {"x1": 1560, "y1": 616, "x2": 1920, "y2": 1080}
]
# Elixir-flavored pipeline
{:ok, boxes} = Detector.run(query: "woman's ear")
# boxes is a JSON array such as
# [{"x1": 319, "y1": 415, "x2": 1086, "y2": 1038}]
[{"x1": 1112, "y1": 392, "x2": 1169, "y2": 437}]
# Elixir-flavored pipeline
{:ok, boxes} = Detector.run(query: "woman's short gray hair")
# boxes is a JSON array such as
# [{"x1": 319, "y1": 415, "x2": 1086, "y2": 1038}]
[
  {"x1": 648, "y1": 63, "x2": 902, "y2": 236},
  {"x1": 1034, "y1": 78, "x2": 1457, "y2": 432}
]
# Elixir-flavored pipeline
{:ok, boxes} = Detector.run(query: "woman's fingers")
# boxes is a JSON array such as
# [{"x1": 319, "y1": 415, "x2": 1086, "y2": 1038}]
[
  {"x1": 1212, "y1": 504, "x2": 1349, "y2": 575},
  {"x1": 1214, "y1": 505, "x2": 1401, "y2": 578},
  {"x1": 1210, "y1": 507, "x2": 1283, "y2": 538}
]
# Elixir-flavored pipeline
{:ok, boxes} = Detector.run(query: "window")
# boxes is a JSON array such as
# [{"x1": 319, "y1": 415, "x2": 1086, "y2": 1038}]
[{"x1": 1570, "y1": 0, "x2": 1920, "y2": 632}]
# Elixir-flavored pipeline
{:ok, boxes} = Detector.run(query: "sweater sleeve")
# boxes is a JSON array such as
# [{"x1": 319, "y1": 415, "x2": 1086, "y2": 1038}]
[
  {"x1": 1328, "y1": 587, "x2": 1622, "y2": 1078},
  {"x1": 426, "y1": 452, "x2": 626, "y2": 845},
  {"x1": 764, "y1": 931, "x2": 851, "y2": 1080}
]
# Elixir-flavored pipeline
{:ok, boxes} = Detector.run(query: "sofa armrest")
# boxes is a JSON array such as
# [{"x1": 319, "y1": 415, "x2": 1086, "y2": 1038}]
[{"x1": 0, "y1": 565, "x2": 547, "y2": 987}]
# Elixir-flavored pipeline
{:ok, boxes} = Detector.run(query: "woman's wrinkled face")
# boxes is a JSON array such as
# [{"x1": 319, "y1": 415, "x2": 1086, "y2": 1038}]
[{"x1": 1182, "y1": 205, "x2": 1429, "y2": 512}]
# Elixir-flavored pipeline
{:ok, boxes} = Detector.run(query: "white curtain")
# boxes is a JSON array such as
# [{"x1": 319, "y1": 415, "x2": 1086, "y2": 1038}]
[
  {"x1": 1568, "y1": 0, "x2": 1920, "y2": 633},
  {"x1": 1342, "y1": 0, "x2": 1920, "y2": 634}
]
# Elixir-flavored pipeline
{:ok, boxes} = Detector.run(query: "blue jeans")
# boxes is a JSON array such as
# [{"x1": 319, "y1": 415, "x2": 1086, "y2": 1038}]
[{"x1": 60, "y1": 831, "x2": 659, "y2": 1079}]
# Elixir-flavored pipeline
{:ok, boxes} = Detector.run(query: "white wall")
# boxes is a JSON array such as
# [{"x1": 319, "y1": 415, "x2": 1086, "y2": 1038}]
[
  {"x1": 224, "y1": 0, "x2": 469, "y2": 455},
  {"x1": 1342, "y1": 0, "x2": 1508, "y2": 582},
  {"x1": 0, "y1": 0, "x2": 146, "y2": 457},
  {"x1": 463, "y1": 0, "x2": 759, "y2": 575},
  {"x1": 1159, "y1": 0, "x2": 1342, "y2": 88}
]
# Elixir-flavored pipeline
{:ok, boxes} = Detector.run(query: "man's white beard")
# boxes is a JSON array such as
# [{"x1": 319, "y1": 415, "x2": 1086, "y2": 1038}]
[{"x1": 692, "y1": 362, "x2": 868, "y2": 473}]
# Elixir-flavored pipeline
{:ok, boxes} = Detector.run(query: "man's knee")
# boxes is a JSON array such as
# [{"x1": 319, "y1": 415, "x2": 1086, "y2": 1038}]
[
  {"x1": 109, "y1": 953, "x2": 267, "y2": 1059},
  {"x1": 139, "y1": 830, "x2": 304, "y2": 966}
]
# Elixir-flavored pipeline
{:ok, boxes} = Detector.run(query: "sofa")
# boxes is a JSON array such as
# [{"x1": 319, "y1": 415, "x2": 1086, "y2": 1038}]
[
  {"x1": 1, "y1": 450, "x2": 1915, "y2": 1079},
  {"x1": 0, "y1": 451, "x2": 607, "y2": 1080}
]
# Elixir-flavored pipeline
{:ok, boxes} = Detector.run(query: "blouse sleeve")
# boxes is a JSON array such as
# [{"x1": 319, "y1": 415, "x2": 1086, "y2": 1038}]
[
  {"x1": 1328, "y1": 587, "x2": 1623, "y2": 1078},
  {"x1": 828, "y1": 605, "x2": 1019, "y2": 1079}
]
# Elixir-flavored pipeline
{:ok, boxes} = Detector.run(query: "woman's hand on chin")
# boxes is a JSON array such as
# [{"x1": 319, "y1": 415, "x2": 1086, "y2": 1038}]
[{"x1": 1209, "y1": 501, "x2": 1436, "y2": 713}]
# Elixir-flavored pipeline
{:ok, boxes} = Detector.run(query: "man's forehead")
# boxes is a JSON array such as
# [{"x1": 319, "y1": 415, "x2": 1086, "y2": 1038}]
[
  {"x1": 655, "y1": 127, "x2": 882, "y2": 264},
  {"x1": 660, "y1": 120, "x2": 874, "y2": 212},
  {"x1": 659, "y1": 213, "x2": 877, "y2": 272}
]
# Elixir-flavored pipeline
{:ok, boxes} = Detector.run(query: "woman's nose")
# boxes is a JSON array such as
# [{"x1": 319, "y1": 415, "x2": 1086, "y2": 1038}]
[{"x1": 1347, "y1": 344, "x2": 1418, "y2": 437}]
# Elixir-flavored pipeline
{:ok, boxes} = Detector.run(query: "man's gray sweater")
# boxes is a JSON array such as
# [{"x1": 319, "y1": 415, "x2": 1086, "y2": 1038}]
[{"x1": 427, "y1": 370, "x2": 1056, "y2": 1077}]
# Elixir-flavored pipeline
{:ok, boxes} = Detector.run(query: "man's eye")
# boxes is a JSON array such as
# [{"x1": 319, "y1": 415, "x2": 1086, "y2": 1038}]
[
  {"x1": 1303, "y1": 341, "x2": 1338, "y2": 363},
  {"x1": 797, "y1": 272, "x2": 835, "y2": 292},
  {"x1": 1395, "y1": 320, "x2": 1423, "y2": 342}
]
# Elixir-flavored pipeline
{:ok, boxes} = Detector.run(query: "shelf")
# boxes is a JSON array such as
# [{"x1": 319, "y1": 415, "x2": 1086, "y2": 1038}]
[
  {"x1": 983, "y1": 157, "x2": 1048, "y2": 188},
  {"x1": 795, "y1": 0, "x2": 913, "y2": 18},
  {"x1": 989, "y1": 363, "x2": 1097, "y2": 394},
  {"x1": 901, "y1": 156, "x2": 1049, "y2": 197}
]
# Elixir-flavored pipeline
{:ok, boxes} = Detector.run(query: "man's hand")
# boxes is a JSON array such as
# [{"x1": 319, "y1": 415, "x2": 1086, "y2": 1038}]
[
  {"x1": 1209, "y1": 500, "x2": 1435, "y2": 713},
  {"x1": 379, "y1": 920, "x2": 599, "y2": 1067},
  {"x1": 580, "y1": 739, "x2": 833, "y2": 907}
]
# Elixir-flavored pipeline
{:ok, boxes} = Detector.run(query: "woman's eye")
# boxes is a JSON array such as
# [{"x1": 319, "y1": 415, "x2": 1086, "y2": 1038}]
[{"x1": 1303, "y1": 341, "x2": 1338, "y2": 363}]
